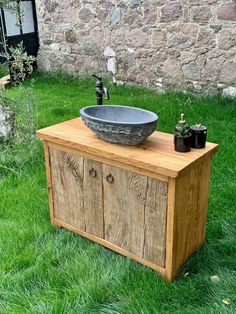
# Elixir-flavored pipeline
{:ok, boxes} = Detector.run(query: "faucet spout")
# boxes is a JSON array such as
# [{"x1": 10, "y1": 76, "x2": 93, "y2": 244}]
[
  {"x1": 92, "y1": 74, "x2": 102, "y2": 81},
  {"x1": 92, "y1": 75, "x2": 110, "y2": 105}
]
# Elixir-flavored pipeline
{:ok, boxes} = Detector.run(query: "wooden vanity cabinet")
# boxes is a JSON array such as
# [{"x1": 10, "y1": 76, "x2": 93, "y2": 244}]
[{"x1": 37, "y1": 118, "x2": 218, "y2": 281}]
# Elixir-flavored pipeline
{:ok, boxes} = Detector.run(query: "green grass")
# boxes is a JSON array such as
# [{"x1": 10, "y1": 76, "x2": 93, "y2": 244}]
[
  {"x1": 0, "y1": 71, "x2": 236, "y2": 313},
  {"x1": 0, "y1": 65, "x2": 9, "y2": 78}
]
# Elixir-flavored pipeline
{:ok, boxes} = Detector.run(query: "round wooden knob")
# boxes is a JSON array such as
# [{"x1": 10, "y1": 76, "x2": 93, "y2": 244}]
[
  {"x1": 106, "y1": 173, "x2": 114, "y2": 184},
  {"x1": 89, "y1": 168, "x2": 97, "y2": 177}
]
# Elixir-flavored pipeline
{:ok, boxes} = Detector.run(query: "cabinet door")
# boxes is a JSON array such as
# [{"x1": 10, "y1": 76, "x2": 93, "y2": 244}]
[
  {"x1": 49, "y1": 147, "x2": 104, "y2": 236},
  {"x1": 49, "y1": 147, "x2": 85, "y2": 230},
  {"x1": 103, "y1": 164, "x2": 147, "y2": 258},
  {"x1": 103, "y1": 164, "x2": 167, "y2": 267},
  {"x1": 83, "y1": 158, "x2": 103, "y2": 238},
  {"x1": 143, "y1": 177, "x2": 168, "y2": 267},
  {"x1": 49, "y1": 146, "x2": 167, "y2": 268}
]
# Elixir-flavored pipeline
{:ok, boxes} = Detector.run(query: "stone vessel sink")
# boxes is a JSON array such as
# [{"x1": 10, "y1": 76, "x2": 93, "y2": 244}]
[{"x1": 80, "y1": 105, "x2": 158, "y2": 145}]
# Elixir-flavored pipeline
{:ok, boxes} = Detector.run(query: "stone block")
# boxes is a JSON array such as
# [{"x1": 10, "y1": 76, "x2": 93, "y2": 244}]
[
  {"x1": 205, "y1": 49, "x2": 223, "y2": 60},
  {"x1": 44, "y1": 0, "x2": 58, "y2": 13},
  {"x1": 123, "y1": 10, "x2": 142, "y2": 26},
  {"x1": 197, "y1": 54, "x2": 207, "y2": 68},
  {"x1": 78, "y1": 8, "x2": 95, "y2": 23},
  {"x1": 129, "y1": 29, "x2": 150, "y2": 47},
  {"x1": 218, "y1": 28, "x2": 236, "y2": 50},
  {"x1": 82, "y1": 44, "x2": 102, "y2": 57},
  {"x1": 151, "y1": 0, "x2": 165, "y2": 5},
  {"x1": 0, "y1": 75, "x2": 11, "y2": 90},
  {"x1": 219, "y1": 60, "x2": 236, "y2": 83},
  {"x1": 201, "y1": 59, "x2": 222, "y2": 81},
  {"x1": 210, "y1": 24, "x2": 222, "y2": 33},
  {"x1": 162, "y1": 56, "x2": 182, "y2": 78},
  {"x1": 192, "y1": 6, "x2": 213, "y2": 23},
  {"x1": 196, "y1": 28, "x2": 216, "y2": 48},
  {"x1": 187, "y1": 0, "x2": 218, "y2": 4},
  {"x1": 107, "y1": 58, "x2": 117, "y2": 74},
  {"x1": 182, "y1": 61, "x2": 201, "y2": 80},
  {"x1": 111, "y1": 28, "x2": 127, "y2": 46},
  {"x1": 62, "y1": 64, "x2": 76, "y2": 75},
  {"x1": 143, "y1": 4, "x2": 157, "y2": 25},
  {"x1": 182, "y1": 8, "x2": 190, "y2": 23},
  {"x1": 60, "y1": 7, "x2": 78, "y2": 24},
  {"x1": 90, "y1": 27, "x2": 109, "y2": 46},
  {"x1": 130, "y1": 0, "x2": 139, "y2": 9},
  {"x1": 99, "y1": 0, "x2": 112, "y2": 9},
  {"x1": 161, "y1": 3, "x2": 183, "y2": 22},
  {"x1": 110, "y1": 8, "x2": 121, "y2": 26},
  {"x1": 167, "y1": 32, "x2": 195, "y2": 49},
  {"x1": 135, "y1": 48, "x2": 158, "y2": 59},
  {"x1": 0, "y1": 106, "x2": 15, "y2": 141},
  {"x1": 97, "y1": 9, "x2": 109, "y2": 21},
  {"x1": 64, "y1": 54, "x2": 76, "y2": 64},
  {"x1": 217, "y1": 3, "x2": 236, "y2": 21},
  {"x1": 222, "y1": 86, "x2": 236, "y2": 97},
  {"x1": 151, "y1": 30, "x2": 165, "y2": 47},
  {"x1": 180, "y1": 51, "x2": 197, "y2": 64},
  {"x1": 104, "y1": 47, "x2": 116, "y2": 57},
  {"x1": 170, "y1": 23, "x2": 198, "y2": 41}
]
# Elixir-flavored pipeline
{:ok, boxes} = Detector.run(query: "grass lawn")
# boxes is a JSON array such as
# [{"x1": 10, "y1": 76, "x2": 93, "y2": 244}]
[{"x1": 0, "y1": 71, "x2": 236, "y2": 313}]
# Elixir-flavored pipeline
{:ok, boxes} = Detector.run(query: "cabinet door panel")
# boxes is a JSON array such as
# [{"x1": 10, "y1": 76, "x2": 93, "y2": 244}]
[
  {"x1": 143, "y1": 178, "x2": 167, "y2": 267},
  {"x1": 49, "y1": 147, "x2": 167, "y2": 268},
  {"x1": 83, "y1": 158, "x2": 104, "y2": 238},
  {"x1": 103, "y1": 164, "x2": 147, "y2": 257},
  {"x1": 49, "y1": 147, "x2": 85, "y2": 230}
]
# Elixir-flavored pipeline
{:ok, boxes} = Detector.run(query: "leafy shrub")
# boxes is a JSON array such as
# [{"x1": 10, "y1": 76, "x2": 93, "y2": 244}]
[
  {"x1": 1, "y1": 42, "x2": 36, "y2": 83},
  {"x1": 0, "y1": 86, "x2": 40, "y2": 178}
]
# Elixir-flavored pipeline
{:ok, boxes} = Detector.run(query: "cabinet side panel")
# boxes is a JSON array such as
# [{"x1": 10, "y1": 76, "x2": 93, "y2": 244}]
[
  {"x1": 49, "y1": 147, "x2": 85, "y2": 230},
  {"x1": 83, "y1": 158, "x2": 104, "y2": 238},
  {"x1": 143, "y1": 178, "x2": 168, "y2": 268},
  {"x1": 103, "y1": 164, "x2": 147, "y2": 257},
  {"x1": 172, "y1": 157, "x2": 211, "y2": 277}
]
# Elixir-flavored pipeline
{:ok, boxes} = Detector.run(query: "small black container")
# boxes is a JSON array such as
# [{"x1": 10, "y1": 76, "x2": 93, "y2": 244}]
[
  {"x1": 174, "y1": 134, "x2": 192, "y2": 152},
  {"x1": 190, "y1": 125, "x2": 207, "y2": 149}
]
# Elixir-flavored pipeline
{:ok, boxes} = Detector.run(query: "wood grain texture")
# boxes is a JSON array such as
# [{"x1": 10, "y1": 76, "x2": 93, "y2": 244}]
[
  {"x1": 143, "y1": 178, "x2": 168, "y2": 268},
  {"x1": 43, "y1": 142, "x2": 55, "y2": 222},
  {"x1": 49, "y1": 147, "x2": 85, "y2": 230},
  {"x1": 36, "y1": 118, "x2": 218, "y2": 178},
  {"x1": 103, "y1": 164, "x2": 147, "y2": 257},
  {"x1": 53, "y1": 217, "x2": 166, "y2": 278},
  {"x1": 165, "y1": 177, "x2": 177, "y2": 282},
  {"x1": 46, "y1": 140, "x2": 168, "y2": 182},
  {"x1": 166, "y1": 156, "x2": 212, "y2": 280},
  {"x1": 83, "y1": 158, "x2": 104, "y2": 238}
]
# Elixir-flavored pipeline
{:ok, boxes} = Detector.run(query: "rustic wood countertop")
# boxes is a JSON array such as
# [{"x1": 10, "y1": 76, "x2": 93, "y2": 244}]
[{"x1": 36, "y1": 118, "x2": 218, "y2": 178}]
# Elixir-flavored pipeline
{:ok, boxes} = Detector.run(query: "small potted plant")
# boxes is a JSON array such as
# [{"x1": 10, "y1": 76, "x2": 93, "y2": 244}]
[
  {"x1": 190, "y1": 123, "x2": 207, "y2": 149},
  {"x1": 1, "y1": 42, "x2": 36, "y2": 84},
  {"x1": 174, "y1": 113, "x2": 192, "y2": 152}
]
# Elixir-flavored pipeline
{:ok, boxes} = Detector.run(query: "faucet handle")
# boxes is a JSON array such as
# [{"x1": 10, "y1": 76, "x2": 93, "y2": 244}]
[{"x1": 103, "y1": 87, "x2": 110, "y2": 100}]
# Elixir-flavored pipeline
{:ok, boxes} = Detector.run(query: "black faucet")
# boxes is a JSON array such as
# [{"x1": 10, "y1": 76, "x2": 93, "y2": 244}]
[{"x1": 92, "y1": 75, "x2": 109, "y2": 105}]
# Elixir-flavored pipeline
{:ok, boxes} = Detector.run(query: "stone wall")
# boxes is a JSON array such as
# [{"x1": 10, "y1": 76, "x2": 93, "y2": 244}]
[{"x1": 35, "y1": 0, "x2": 236, "y2": 94}]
